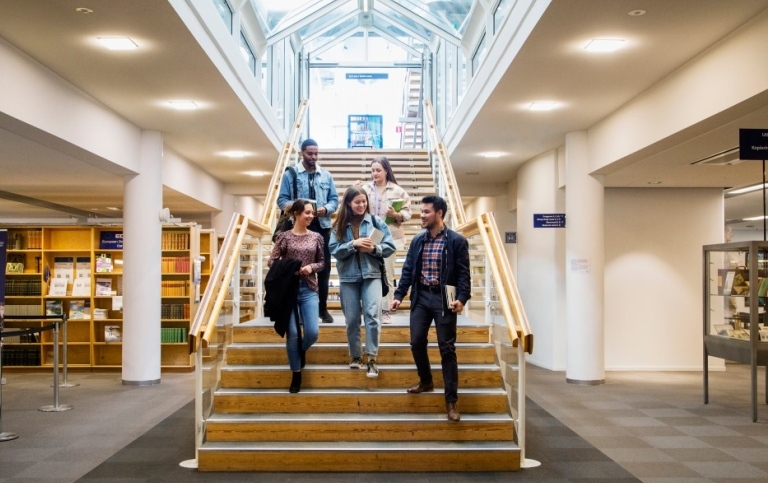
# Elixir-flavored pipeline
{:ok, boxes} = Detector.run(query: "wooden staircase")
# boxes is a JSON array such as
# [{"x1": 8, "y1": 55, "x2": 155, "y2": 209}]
[{"x1": 197, "y1": 315, "x2": 521, "y2": 471}]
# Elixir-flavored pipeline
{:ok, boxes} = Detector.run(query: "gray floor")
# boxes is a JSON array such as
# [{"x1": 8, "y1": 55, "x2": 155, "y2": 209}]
[{"x1": 1, "y1": 361, "x2": 768, "y2": 481}]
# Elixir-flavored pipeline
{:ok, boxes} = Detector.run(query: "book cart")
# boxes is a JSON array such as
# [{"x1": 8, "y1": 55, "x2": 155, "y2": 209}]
[
  {"x1": 2, "y1": 225, "x2": 210, "y2": 372},
  {"x1": 703, "y1": 241, "x2": 768, "y2": 421}
]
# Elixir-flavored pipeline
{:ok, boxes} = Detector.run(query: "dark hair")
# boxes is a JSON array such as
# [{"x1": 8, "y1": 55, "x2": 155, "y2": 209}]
[
  {"x1": 371, "y1": 156, "x2": 398, "y2": 185},
  {"x1": 289, "y1": 198, "x2": 314, "y2": 220},
  {"x1": 333, "y1": 186, "x2": 369, "y2": 241},
  {"x1": 301, "y1": 138, "x2": 318, "y2": 151},
  {"x1": 421, "y1": 195, "x2": 447, "y2": 219}
]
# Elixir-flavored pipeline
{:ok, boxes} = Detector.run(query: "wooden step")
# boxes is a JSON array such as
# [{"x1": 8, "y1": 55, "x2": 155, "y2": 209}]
[
  {"x1": 226, "y1": 342, "x2": 497, "y2": 365},
  {"x1": 204, "y1": 412, "x2": 515, "y2": 442},
  {"x1": 197, "y1": 440, "x2": 520, "y2": 472},
  {"x1": 220, "y1": 364, "x2": 502, "y2": 389},
  {"x1": 233, "y1": 320, "x2": 491, "y2": 344},
  {"x1": 212, "y1": 388, "x2": 509, "y2": 414}
]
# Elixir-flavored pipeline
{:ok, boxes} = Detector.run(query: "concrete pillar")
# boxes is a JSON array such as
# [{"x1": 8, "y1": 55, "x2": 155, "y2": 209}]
[
  {"x1": 122, "y1": 131, "x2": 163, "y2": 385},
  {"x1": 565, "y1": 131, "x2": 605, "y2": 384}
]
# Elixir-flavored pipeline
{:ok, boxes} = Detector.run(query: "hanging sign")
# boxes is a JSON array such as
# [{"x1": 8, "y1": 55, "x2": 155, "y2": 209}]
[
  {"x1": 346, "y1": 73, "x2": 389, "y2": 80},
  {"x1": 533, "y1": 214, "x2": 566, "y2": 228},
  {"x1": 739, "y1": 128, "x2": 768, "y2": 160}
]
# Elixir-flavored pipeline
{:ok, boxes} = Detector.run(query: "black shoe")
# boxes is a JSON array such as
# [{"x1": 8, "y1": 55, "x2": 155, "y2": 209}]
[
  {"x1": 320, "y1": 310, "x2": 334, "y2": 324},
  {"x1": 300, "y1": 349, "x2": 306, "y2": 369},
  {"x1": 289, "y1": 371, "x2": 302, "y2": 393}
]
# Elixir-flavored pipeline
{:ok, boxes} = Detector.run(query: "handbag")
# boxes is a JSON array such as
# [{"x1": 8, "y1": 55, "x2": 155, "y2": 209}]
[
  {"x1": 370, "y1": 216, "x2": 390, "y2": 297},
  {"x1": 272, "y1": 166, "x2": 298, "y2": 242}
]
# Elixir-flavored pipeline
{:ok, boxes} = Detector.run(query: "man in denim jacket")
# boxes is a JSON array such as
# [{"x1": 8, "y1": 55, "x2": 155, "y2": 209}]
[
  {"x1": 390, "y1": 195, "x2": 471, "y2": 422},
  {"x1": 278, "y1": 138, "x2": 339, "y2": 323}
]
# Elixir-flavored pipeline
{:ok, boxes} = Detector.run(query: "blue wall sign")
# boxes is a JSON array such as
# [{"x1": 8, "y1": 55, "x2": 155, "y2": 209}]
[
  {"x1": 346, "y1": 73, "x2": 389, "y2": 80},
  {"x1": 533, "y1": 214, "x2": 566, "y2": 228}
]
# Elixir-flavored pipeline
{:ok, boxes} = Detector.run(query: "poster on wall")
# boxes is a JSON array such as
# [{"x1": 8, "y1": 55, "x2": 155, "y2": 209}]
[{"x1": 348, "y1": 114, "x2": 383, "y2": 149}]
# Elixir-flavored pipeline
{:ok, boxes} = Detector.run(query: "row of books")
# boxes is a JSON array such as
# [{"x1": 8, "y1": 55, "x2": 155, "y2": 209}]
[
  {"x1": 7, "y1": 230, "x2": 42, "y2": 250},
  {"x1": 3, "y1": 304, "x2": 44, "y2": 316},
  {"x1": 5, "y1": 279, "x2": 42, "y2": 296},
  {"x1": 1, "y1": 328, "x2": 40, "y2": 343},
  {"x1": 1, "y1": 347, "x2": 41, "y2": 366},
  {"x1": 161, "y1": 232, "x2": 190, "y2": 250},
  {"x1": 161, "y1": 280, "x2": 190, "y2": 296},
  {"x1": 161, "y1": 327, "x2": 188, "y2": 343},
  {"x1": 161, "y1": 256, "x2": 191, "y2": 273},
  {"x1": 161, "y1": 303, "x2": 190, "y2": 320}
]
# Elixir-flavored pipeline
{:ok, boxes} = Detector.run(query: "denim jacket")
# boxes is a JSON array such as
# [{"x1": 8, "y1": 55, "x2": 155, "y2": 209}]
[
  {"x1": 277, "y1": 162, "x2": 339, "y2": 230},
  {"x1": 329, "y1": 214, "x2": 396, "y2": 282}
]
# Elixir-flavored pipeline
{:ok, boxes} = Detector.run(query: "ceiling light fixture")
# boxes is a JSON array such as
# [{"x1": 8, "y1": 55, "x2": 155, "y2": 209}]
[
  {"x1": 167, "y1": 100, "x2": 199, "y2": 110},
  {"x1": 96, "y1": 37, "x2": 138, "y2": 51},
  {"x1": 647, "y1": 181, "x2": 662, "y2": 185},
  {"x1": 744, "y1": 215, "x2": 768, "y2": 221},
  {"x1": 221, "y1": 151, "x2": 248, "y2": 158},
  {"x1": 728, "y1": 183, "x2": 768, "y2": 196},
  {"x1": 628, "y1": 9, "x2": 646, "y2": 16},
  {"x1": 481, "y1": 152, "x2": 504, "y2": 158},
  {"x1": 584, "y1": 39, "x2": 625, "y2": 52},
  {"x1": 528, "y1": 101, "x2": 558, "y2": 111},
  {"x1": 75, "y1": 7, "x2": 93, "y2": 14},
  {"x1": 245, "y1": 171, "x2": 269, "y2": 177}
]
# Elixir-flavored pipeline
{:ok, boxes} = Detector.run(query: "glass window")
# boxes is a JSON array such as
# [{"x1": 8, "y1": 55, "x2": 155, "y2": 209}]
[
  {"x1": 239, "y1": 32, "x2": 257, "y2": 75},
  {"x1": 260, "y1": 48, "x2": 269, "y2": 97},
  {"x1": 212, "y1": 0, "x2": 233, "y2": 32},
  {"x1": 471, "y1": 33, "x2": 486, "y2": 76},
  {"x1": 493, "y1": 0, "x2": 516, "y2": 34},
  {"x1": 457, "y1": 50, "x2": 467, "y2": 101}
]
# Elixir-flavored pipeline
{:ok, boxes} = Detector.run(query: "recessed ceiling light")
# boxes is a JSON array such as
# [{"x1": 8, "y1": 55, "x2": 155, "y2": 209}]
[
  {"x1": 245, "y1": 171, "x2": 269, "y2": 177},
  {"x1": 481, "y1": 152, "x2": 504, "y2": 158},
  {"x1": 528, "y1": 101, "x2": 559, "y2": 111},
  {"x1": 584, "y1": 39, "x2": 625, "y2": 52},
  {"x1": 75, "y1": 7, "x2": 93, "y2": 14},
  {"x1": 628, "y1": 9, "x2": 646, "y2": 16},
  {"x1": 221, "y1": 150, "x2": 248, "y2": 158},
  {"x1": 96, "y1": 37, "x2": 138, "y2": 51},
  {"x1": 106, "y1": 207, "x2": 121, "y2": 211},
  {"x1": 647, "y1": 181, "x2": 662, "y2": 185},
  {"x1": 728, "y1": 183, "x2": 768, "y2": 195},
  {"x1": 167, "y1": 100, "x2": 199, "y2": 110}
]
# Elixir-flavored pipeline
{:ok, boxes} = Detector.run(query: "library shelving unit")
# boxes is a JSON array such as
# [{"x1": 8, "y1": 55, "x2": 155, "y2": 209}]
[{"x1": 2, "y1": 225, "x2": 201, "y2": 372}]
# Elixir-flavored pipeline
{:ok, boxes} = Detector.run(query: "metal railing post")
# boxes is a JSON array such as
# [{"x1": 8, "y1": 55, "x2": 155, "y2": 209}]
[
  {"x1": 39, "y1": 317, "x2": 73, "y2": 412},
  {"x1": 56, "y1": 315, "x2": 78, "y2": 388}
]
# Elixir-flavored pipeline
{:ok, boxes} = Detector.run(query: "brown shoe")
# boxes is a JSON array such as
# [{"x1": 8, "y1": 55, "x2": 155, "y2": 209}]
[
  {"x1": 406, "y1": 381, "x2": 434, "y2": 394},
  {"x1": 446, "y1": 402, "x2": 460, "y2": 422}
]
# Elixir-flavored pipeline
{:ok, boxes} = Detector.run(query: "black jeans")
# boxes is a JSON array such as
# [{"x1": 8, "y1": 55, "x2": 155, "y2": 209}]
[
  {"x1": 409, "y1": 289, "x2": 458, "y2": 403},
  {"x1": 308, "y1": 221, "x2": 331, "y2": 312}
]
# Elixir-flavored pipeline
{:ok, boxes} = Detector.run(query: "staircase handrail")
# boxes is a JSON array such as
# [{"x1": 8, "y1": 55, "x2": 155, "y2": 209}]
[
  {"x1": 188, "y1": 213, "x2": 269, "y2": 352},
  {"x1": 260, "y1": 99, "x2": 309, "y2": 231},
  {"x1": 456, "y1": 213, "x2": 534, "y2": 354},
  {"x1": 423, "y1": 99, "x2": 466, "y2": 228}
]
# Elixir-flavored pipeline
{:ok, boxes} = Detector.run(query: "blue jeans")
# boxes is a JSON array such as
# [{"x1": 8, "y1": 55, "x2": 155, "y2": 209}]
[
  {"x1": 286, "y1": 280, "x2": 319, "y2": 371},
  {"x1": 339, "y1": 278, "x2": 382, "y2": 359}
]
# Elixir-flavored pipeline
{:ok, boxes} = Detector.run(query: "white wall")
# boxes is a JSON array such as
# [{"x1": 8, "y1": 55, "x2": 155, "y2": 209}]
[
  {"x1": 516, "y1": 151, "x2": 566, "y2": 369},
  {"x1": 604, "y1": 188, "x2": 724, "y2": 370}
]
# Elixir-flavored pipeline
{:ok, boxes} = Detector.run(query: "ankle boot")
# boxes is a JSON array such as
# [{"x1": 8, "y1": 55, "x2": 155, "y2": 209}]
[{"x1": 289, "y1": 371, "x2": 302, "y2": 393}]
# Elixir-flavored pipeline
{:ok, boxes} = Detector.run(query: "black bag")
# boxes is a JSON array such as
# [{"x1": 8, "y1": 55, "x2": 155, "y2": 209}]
[
  {"x1": 272, "y1": 166, "x2": 298, "y2": 242},
  {"x1": 370, "y1": 216, "x2": 390, "y2": 297}
]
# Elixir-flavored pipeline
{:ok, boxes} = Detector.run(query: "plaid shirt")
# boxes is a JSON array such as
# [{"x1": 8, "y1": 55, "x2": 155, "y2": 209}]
[{"x1": 420, "y1": 227, "x2": 446, "y2": 286}]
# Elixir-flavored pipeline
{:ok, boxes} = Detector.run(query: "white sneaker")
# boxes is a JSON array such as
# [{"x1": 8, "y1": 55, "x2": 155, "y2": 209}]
[
  {"x1": 366, "y1": 359, "x2": 379, "y2": 378},
  {"x1": 382, "y1": 311, "x2": 392, "y2": 324},
  {"x1": 349, "y1": 357, "x2": 364, "y2": 369}
]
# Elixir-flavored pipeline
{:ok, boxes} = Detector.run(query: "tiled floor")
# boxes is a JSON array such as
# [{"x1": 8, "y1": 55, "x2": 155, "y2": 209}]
[{"x1": 2, "y1": 358, "x2": 768, "y2": 481}]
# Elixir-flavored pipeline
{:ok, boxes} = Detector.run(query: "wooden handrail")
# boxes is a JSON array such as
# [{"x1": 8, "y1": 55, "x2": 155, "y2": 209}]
[
  {"x1": 423, "y1": 99, "x2": 466, "y2": 227},
  {"x1": 188, "y1": 213, "x2": 269, "y2": 352},
  {"x1": 260, "y1": 99, "x2": 309, "y2": 231},
  {"x1": 456, "y1": 214, "x2": 533, "y2": 354}
]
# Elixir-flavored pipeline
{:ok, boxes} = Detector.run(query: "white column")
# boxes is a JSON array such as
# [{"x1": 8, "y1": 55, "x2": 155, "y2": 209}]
[
  {"x1": 122, "y1": 131, "x2": 163, "y2": 385},
  {"x1": 565, "y1": 131, "x2": 605, "y2": 384}
]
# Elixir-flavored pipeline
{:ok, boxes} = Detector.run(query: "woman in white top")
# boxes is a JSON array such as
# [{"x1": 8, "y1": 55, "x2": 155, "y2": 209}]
[{"x1": 361, "y1": 156, "x2": 412, "y2": 323}]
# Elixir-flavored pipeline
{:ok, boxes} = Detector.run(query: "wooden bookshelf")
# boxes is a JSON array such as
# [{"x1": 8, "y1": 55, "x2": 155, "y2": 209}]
[{"x1": 1, "y1": 225, "x2": 201, "y2": 372}]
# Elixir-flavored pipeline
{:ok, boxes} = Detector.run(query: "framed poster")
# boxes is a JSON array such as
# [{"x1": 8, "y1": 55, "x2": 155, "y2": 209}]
[{"x1": 348, "y1": 114, "x2": 383, "y2": 148}]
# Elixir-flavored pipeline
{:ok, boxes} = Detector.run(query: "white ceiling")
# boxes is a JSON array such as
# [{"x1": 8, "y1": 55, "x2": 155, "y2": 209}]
[{"x1": 0, "y1": 0, "x2": 767, "y2": 229}]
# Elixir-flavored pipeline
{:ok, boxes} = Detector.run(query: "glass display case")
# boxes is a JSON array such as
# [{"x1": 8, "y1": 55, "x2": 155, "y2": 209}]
[{"x1": 703, "y1": 241, "x2": 768, "y2": 422}]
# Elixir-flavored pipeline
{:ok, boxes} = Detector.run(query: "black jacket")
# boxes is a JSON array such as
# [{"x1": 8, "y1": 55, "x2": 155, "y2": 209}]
[
  {"x1": 264, "y1": 258, "x2": 302, "y2": 337},
  {"x1": 394, "y1": 226, "x2": 471, "y2": 308}
]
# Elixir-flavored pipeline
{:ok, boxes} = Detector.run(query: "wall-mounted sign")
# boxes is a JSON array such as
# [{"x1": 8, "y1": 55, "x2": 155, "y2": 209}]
[
  {"x1": 533, "y1": 213, "x2": 566, "y2": 228},
  {"x1": 348, "y1": 114, "x2": 383, "y2": 149},
  {"x1": 505, "y1": 232, "x2": 517, "y2": 244},
  {"x1": 739, "y1": 128, "x2": 768, "y2": 160},
  {"x1": 346, "y1": 73, "x2": 389, "y2": 80}
]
